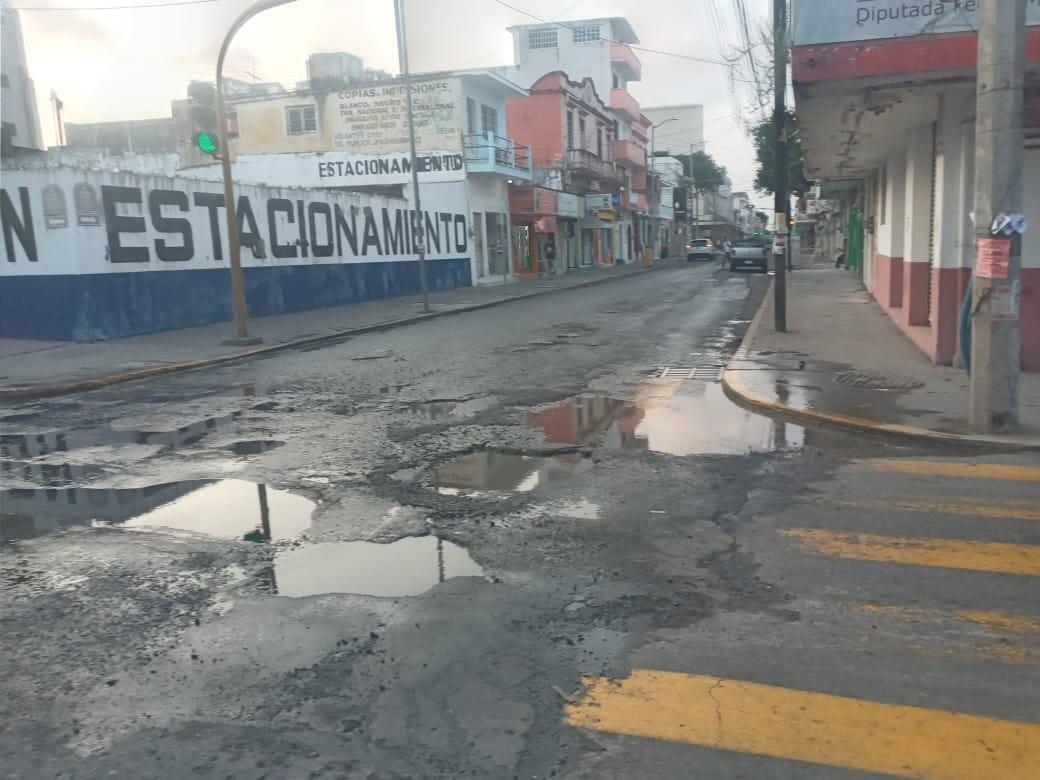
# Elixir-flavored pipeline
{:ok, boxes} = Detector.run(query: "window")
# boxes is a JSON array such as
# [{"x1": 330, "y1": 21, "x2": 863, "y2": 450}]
[
  {"x1": 596, "y1": 128, "x2": 603, "y2": 157},
  {"x1": 612, "y1": 73, "x2": 619, "y2": 89},
  {"x1": 1, "y1": 74, "x2": 10, "y2": 88},
  {"x1": 73, "y1": 183, "x2": 101, "y2": 226},
  {"x1": 572, "y1": 24, "x2": 600, "y2": 43},
  {"x1": 285, "y1": 104, "x2": 317, "y2": 135},
  {"x1": 566, "y1": 111, "x2": 574, "y2": 149},
  {"x1": 528, "y1": 28, "x2": 557, "y2": 49},
  {"x1": 578, "y1": 115, "x2": 586, "y2": 148},
  {"x1": 480, "y1": 104, "x2": 497, "y2": 136},
  {"x1": 466, "y1": 97, "x2": 477, "y2": 134}
]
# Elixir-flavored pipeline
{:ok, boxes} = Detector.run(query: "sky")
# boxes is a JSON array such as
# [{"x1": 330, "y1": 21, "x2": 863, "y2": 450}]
[{"x1": 15, "y1": 0, "x2": 772, "y2": 204}]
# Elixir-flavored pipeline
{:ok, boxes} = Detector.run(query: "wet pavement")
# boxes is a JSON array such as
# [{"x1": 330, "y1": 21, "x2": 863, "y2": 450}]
[{"x1": 2, "y1": 263, "x2": 1038, "y2": 779}]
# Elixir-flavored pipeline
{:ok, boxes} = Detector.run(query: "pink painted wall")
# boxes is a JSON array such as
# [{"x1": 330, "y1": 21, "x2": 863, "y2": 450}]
[{"x1": 506, "y1": 93, "x2": 564, "y2": 168}]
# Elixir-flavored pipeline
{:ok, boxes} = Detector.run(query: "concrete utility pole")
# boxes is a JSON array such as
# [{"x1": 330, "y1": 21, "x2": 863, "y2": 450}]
[
  {"x1": 393, "y1": 0, "x2": 431, "y2": 314},
  {"x1": 969, "y1": 0, "x2": 1026, "y2": 433},
  {"x1": 772, "y1": 0, "x2": 788, "y2": 332},
  {"x1": 216, "y1": 0, "x2": 297, "y2": 346}
]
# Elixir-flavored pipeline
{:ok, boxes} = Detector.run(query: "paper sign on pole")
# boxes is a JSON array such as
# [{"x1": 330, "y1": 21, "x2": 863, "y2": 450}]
[{"x1": 976, "y1": 238, "x2": 1011, "y2": 279}]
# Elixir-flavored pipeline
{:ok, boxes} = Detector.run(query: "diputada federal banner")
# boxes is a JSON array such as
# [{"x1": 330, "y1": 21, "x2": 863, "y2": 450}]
[{"x1": 791, "y1": 0, "x2": 1040, "y2": 47}]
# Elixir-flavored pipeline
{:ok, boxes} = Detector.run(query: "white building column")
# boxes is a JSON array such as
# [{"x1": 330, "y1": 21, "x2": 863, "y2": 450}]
[{"x1": 901, "y1": 124, "x2": 935, "y2": 326}]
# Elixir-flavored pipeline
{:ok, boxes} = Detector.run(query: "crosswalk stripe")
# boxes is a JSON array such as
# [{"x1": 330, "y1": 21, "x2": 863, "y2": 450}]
[
  {"x1": 779, "y1": 528, "x2": 1040, "y2": 576},
  {"x1": 566, "y1": 670, "x2": 1040, "y2": 779},
  {"x1": 858, "y1": 604, "x2": 1040, "y2": 633},
  {"x1": 814, "y1": 496, "x2": 1040, "y2": 521},
  {"x1": 859, "y1": 459, "x2": 1040, "y2": 482}
]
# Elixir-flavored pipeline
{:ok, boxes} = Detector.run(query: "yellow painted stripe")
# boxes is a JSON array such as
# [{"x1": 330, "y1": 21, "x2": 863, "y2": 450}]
[
  {"x1": 566, "y1": 670, "x2": 1040, "y2": 779},
  {"x1": 858, "y1": 604, "x2": 1040, "y2": 633},
  {"x1": 779, "y1": 528, "x2": 1040, "y2": 576},
  {"x1": 818, "y1": 497, "x2": 1040, "y2": 521},
  {"x1": 860, "y1": 459, "x2": 1040, "y2": 482}
]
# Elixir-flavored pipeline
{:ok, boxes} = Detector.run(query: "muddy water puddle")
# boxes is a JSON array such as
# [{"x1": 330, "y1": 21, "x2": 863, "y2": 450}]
[
  {"x1": 271, "y1": 536, "x2": 483, "y2": 597},
  {"x1": 0, "y1": 412, "x2": 242, "y2": 458},
  {"x1": 1, "y1": 479, "x2": 314, "y2": 542},
  {"x1": 528, "y1": 386, "x2": 803, "y2": 456},
  {"x1": 432, "y1": 450, "x2": 594, "y2": 494}
]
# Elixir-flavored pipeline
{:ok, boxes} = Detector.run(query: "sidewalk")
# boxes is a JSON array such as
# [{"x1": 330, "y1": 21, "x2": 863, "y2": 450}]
[
  {"x1": 0, "y1": 263, "x2": 656, "y2": 400},
  {"x1": 723, "y1": 263, "x2": 1040, "y2": 449}
]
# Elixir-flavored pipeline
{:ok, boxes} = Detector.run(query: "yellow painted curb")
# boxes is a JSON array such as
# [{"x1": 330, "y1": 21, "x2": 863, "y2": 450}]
[{"x1": 721, "y1": 280, "x2": 1040, "y2": 451}]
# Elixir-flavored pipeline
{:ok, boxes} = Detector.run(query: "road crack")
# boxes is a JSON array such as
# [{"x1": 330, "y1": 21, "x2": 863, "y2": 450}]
[{"x1": 706, "y1": 678, "x2": 725, "y2": 747}]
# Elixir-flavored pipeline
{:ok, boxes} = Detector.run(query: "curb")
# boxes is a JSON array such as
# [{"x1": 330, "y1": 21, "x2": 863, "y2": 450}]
[
  {"x1": 721, "y1": 280, "x2": 1040, "y2": 451},
  {"x1": 1, "y1": 266, "x2": 659, "y2": 402}
]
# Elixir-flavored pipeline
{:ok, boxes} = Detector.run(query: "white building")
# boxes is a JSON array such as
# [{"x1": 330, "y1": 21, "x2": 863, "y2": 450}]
[
  {"x1": 1, "y1": 4, "x2": 44, "y2": 153},
  {"x1": 642, "y1": 104, "x2": 704, "y2": 157}
]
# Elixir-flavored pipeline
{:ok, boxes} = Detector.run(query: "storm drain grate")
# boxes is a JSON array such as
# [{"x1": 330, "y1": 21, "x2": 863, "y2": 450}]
[
  {"x1": 656, "y1": 364, "x2": 726, "y2": 381},
  {"x1": 834, "y1": 371, "x2": 925, "y2": 391}
]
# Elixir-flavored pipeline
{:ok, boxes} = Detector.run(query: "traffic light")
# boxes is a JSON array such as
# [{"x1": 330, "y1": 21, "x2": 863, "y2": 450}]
[{"x1": 187, "y1": 81, "x2": 220, "y2": 156}]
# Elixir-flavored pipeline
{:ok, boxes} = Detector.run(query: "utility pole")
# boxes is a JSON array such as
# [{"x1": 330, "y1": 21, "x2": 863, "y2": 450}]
[
  {"x1": 969, "y1": 0, "x2": 1026, "y2": 432},
  {"x1": 772, "y1": 0, "x2": 788, "y2": 332},
  {"x1": 394, "y1": 0, "x2": 431, "y2": 313}
]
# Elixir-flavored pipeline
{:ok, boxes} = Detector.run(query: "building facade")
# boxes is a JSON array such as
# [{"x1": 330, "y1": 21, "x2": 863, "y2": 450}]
[
  {"x1": 218, "y1": 69, "x2": 532, "y2": 286},
  {"x1": 500, "y1": 17, "x2": 652, "y2": 264},
  {"x1": 792, "y1": 0, "x2": 1040, "y2": 369}
]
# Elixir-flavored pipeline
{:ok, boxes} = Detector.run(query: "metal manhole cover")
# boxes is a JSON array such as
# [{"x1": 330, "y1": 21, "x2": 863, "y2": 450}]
[{"x1": 834, "y1": 371, "x2": 925, "y2": 391}]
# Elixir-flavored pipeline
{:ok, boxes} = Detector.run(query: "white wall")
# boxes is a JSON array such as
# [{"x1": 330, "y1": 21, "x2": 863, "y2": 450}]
[{"x1": 1, "y1": 166, "x2": 471, "y2": 275}]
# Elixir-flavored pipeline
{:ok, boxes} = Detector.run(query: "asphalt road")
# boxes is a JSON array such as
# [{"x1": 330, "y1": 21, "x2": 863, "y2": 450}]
[{"x1": 2, "y1": 263, "x2": 1038, "y2": 779}]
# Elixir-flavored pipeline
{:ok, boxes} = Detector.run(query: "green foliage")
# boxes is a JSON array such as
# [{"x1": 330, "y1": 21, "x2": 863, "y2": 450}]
[
  {"x1": 672, "y1": 150, "x2": 728, "y2": 193},
  {"x1": 751, "y1": 110, "x2": 809, "y2": 197}
]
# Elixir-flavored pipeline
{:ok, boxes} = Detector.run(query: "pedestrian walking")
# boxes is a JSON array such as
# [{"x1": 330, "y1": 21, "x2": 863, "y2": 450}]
[{"x1": 543, "y1": 237, "x2": 557, "y2": 277}]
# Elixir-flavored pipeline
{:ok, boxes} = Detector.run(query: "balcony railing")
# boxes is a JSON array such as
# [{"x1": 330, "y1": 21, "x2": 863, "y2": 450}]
[
  {"x1": 610, "y1": 88, "x2": 641, "y2": 121},
  {"x1": 463, "y1": 133, "x2": 533, "y2": 180},
  {"x1": 564, "y1": 148, "x2": 618, "y2": 181},
  {"x1": 612, "y1": 138, "x2": 645, "y2": 169},
  {"x1": 610, "y1": 43, "x2": 642, "y2": 81}
]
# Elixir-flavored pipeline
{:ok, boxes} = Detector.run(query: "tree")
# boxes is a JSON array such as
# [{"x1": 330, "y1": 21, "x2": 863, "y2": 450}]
[
  {"x1": 672, "y1": 150, "x2": 728, "y2": 193},
  {"x1": 751, "y1": 110, "x2": 810, "y2": 197}
]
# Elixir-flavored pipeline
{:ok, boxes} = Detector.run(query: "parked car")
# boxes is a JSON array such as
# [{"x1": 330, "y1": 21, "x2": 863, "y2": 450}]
[
  {"x1": 686, "y1": 238, "x2": 718, "y2": 262},
  {"x1": 728, "y1": 239, "x2": 770, "y2": 273}
]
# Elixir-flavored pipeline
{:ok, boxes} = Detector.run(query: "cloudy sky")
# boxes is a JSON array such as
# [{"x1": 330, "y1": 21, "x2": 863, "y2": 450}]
[{"x1": 16, "y1": 0, "x2": 772, "y2": 202}]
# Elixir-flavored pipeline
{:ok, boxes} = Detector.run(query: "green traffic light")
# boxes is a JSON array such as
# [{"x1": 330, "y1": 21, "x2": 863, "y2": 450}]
[{"x1": 196, "y1": 132, "x2": 218, "y2": 155}]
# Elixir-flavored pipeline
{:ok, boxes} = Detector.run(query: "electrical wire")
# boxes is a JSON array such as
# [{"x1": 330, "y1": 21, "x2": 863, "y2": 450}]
[{"x1": 19, "y1": 0, "x2": 219, "y2": 10}]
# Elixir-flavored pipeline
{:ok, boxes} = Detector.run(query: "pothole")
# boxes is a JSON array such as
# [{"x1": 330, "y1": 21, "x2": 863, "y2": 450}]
[
  {"x1": 0, "y1": 412, "x2": 242, "y2": 458},
  {"x1": 403, "y1": 401, "x2": 458, "y2": 420},
  {"x1": 431, "y1": 450, "x2": 594, "y2": 494},
  {"x1": 528, "y1": 388, "x2": 804, "y2": 456},
  {"x1": 223, "y1": 440, "x2": 285, "y2": 455},
  {"x1": 270, "y1": 536, "x2": 483, "y2": 597},
  {"x1": 0, "y1": 479, "x2": 314, "y2": 542}
]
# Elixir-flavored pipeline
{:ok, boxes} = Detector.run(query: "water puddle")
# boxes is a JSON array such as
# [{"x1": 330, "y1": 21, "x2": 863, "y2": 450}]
[
  {"x1": 271, "y1": 536, "x2": 483, "y2": 597},
  {"x1": 528, "y1": 386, "x2": 803, "y2": 456},
  {"x1": 0, "y1": 412, "x2": 241, "y2": 458},
  {"x1": 0, "y1": 479, "x2": 314, "y2": 542},
  {"x1": 404, "y1": 401, "x2": 457, "y2": 420},
  {"x1": 432, "y1": 450, "x2": 594, "y2": 493}
]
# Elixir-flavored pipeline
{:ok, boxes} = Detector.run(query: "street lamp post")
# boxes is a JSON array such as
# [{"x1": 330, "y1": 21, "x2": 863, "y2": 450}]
[
  {"x1": 215, "y1": 0, "x2": 299, "y2": 346},
  {"x1": 393, "y1": 0, "x2": 431, "y2": 314},
  {"x1": 648, "y1": 118, "x2": 676, "y2": 257}
]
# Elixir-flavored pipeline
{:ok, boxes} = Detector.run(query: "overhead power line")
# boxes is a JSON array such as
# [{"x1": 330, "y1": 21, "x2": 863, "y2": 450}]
[
  {"x1": 19, "y1": 0, "x2": 219, "y2": 10},
  {"x1": 489, "y1": 0, "x2": 731, "y2": 67}
]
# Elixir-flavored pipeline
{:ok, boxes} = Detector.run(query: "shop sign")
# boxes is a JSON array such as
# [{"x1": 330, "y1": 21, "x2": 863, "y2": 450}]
[
  {"x1": 556, "y1": 193, "x2": 579, "y2": 218},
  {"x1": 586, "y1": 194, "x2": 612, "y2": 211},
  {"x1": 793, "y1": 1, "x2": 1040, "y2": 47},
  {"x1": 534, "y1": 216, "x2": 557, "y2": 233},
  {"x1": 330, "y1": 78, "x2": 462, "y2": 155}
]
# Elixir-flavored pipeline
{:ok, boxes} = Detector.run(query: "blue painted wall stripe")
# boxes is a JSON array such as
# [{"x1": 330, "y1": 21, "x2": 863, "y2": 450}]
[{"x1": 0, "y1": 258, "x2": 472, "y2": 341}]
